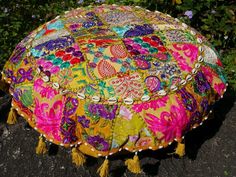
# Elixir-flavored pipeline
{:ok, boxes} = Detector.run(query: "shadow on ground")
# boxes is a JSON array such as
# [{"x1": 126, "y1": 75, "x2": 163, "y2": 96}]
[{"x1": 185, "y1": 86, "x2": 236, "y2": 160}]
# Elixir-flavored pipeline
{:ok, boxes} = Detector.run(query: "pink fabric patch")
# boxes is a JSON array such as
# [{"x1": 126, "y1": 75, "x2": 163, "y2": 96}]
[
  {"x1": 34, "y1": 78, "x2": 58, "y2": 99},
  {"x1": 34, "y1": 97, "x2": 65, "y2": 141},
  {"x1": 144, "y1": 97, "x2": 188, "y2": 141},
  {"x1": 36, "y1": 58, "x2": 60, "y2": 74},
  {"x1": 214, "y1": 83, "x2": 226, "y2": 95},
  {"x1": 171, "y1": 43, "x2": 198, "y2": 72},
  {"x1": 132, "y1": 96, "x2": 168, "y2": 113}
]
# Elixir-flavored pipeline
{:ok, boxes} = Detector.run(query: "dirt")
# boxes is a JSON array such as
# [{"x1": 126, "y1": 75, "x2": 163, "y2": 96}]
[{"x1": 0, "y1": 88, "x2": 235, "y2": 177}]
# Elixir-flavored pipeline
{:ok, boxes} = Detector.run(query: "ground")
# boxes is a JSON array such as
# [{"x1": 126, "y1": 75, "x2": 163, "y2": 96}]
[{"x1": 0, "y1": 88, "x2": 235, "y2": 177}]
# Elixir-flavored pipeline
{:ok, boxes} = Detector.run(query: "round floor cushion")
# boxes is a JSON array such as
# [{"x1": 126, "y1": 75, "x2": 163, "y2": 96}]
[{"x1": 1, "y1": 4, "x2": 227, "y2": 177}]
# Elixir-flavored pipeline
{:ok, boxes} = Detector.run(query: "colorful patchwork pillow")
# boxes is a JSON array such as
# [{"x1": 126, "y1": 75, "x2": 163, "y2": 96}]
[{"x1": 0, "y1": 4, "x2": 227, "y2": 177}]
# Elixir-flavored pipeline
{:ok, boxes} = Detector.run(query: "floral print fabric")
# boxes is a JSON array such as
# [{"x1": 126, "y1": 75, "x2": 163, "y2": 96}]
[{"x1": 2, "y1": 5, "x2": 227, "y2": 157}]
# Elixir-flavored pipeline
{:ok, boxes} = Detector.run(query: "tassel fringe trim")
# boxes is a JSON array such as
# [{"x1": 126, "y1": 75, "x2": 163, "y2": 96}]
[
  {"x1": 72, "y1": 147, "x2": 86, "y2": 167},
  {"x1": 97, "y1": 158, "x2": 109, "y2": 177},
  {"x1": 175, "y1": 142, "x2": 185, "y2": 157},
  {"x1": 125, "y1": 154, "x2": 141, "y2": 174},
  {"x1": 36, "y1": 136, "x2": 47, "y2": 155},
  {"x1": 7, "y1": 107, "x2": 17, "y2": 125}
]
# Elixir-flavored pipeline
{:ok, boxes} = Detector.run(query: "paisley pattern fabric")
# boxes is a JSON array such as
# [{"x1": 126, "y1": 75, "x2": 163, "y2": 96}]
[{"x1": 2, "y1": 5, "x2": 227, "y2": 157}]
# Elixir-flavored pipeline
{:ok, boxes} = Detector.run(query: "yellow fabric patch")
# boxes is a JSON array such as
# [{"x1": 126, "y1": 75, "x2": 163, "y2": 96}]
[{"x1": 112, "y1": 114, "x2": 144, "y2": 147}]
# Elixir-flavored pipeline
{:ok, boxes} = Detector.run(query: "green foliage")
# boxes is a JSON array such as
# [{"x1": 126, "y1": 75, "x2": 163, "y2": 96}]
[
  {"x1": 221, "y1": 49, "x2": 236, "y2": 90},
  {"x1": 0, "y1": 0, "x2": 235, "y2": 88}
]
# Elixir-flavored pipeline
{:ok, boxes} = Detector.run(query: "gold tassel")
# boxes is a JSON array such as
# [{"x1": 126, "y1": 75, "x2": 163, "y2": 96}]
[
  {"x1": 72, "y1": 147, "x2": 86, "y2": 167},
  {"x1": 7, "y1": 107, "x2": 17, "y2": 125},
  {"x1": 125, "y1": 153, "x2": 141, "y2": 174},
  {"x1": 97, "y1": 158, "x2": 109, "y2": 177},
  {"x1": 175, "y1": 141, "x2": 185, "y2": 157},
  {"x1": 36, "y1": 136, "x2": 47, "y2": 154}
]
